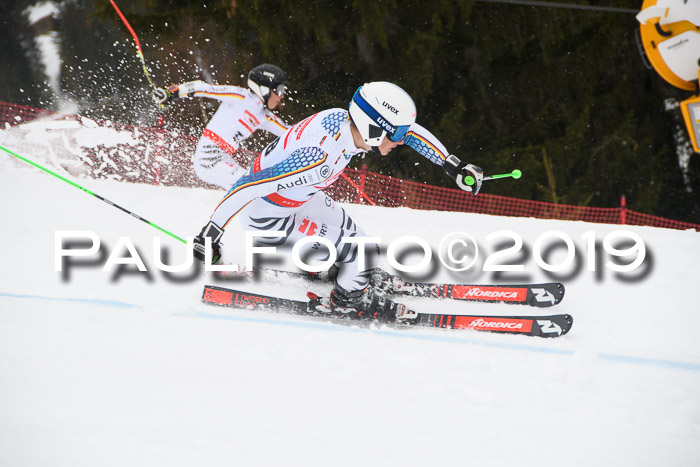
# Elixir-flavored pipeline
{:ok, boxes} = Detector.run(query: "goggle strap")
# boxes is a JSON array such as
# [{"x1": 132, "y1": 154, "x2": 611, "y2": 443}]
[{"x1": 353, "y1": 90, "x2": 397, "y2": 137}]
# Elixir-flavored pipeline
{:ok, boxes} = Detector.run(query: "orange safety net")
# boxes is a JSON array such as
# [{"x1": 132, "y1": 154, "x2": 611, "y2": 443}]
[{"x1": 1, "y1": 101, "x2": 698, "y2": 232}]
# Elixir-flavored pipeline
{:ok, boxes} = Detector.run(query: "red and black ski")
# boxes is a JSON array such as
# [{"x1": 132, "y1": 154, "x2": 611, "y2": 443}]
[
  {"x1": 213, "y1": 267, "x2": 565, "y2": 307},
  {"x1": 201, "y1": 285, "x2": 573, "y2": 338},
  {"x1": 392, "y1": 281, "x2": 564, "y2": 307}
]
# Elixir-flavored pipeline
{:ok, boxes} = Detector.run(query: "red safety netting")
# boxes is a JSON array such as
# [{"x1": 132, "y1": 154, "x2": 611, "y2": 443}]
[{"x1": 1, "y1": 101, "x2": 698, "y2": 232}]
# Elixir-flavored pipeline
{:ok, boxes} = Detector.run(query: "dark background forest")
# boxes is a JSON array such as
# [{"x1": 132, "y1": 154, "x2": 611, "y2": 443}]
[{"x1": 2, "y1": 0, "x2": 699, "y2": 223}]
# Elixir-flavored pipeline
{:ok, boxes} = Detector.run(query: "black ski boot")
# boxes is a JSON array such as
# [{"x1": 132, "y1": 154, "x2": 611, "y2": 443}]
[{"x1": 307, "y1": 285, "x2": 418, "y2": 323}]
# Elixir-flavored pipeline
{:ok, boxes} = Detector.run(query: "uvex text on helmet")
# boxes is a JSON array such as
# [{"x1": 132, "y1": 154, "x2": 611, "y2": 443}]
[{"x1": 348, "y1": 81, "x2": 416, "y2": 147}]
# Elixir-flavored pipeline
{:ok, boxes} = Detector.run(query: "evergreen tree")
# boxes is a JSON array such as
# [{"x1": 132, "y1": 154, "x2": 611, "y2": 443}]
[{"x1": 8, "y1": 0, "x2": 698, "y2": 222}]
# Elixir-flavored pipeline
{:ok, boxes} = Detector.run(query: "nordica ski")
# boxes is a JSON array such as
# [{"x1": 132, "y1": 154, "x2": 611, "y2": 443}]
[
  {"x1": 201, "y1": 285, "x2": 573, "y2": 338},
  {"x1": 213, "y1": 267, "x2": 565, "y2": 307}
]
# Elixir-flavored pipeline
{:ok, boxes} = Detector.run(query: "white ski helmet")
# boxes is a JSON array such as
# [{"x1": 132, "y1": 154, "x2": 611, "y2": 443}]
[{"x1": 348, "y1": 81, "x2": 417, "y2": 147}]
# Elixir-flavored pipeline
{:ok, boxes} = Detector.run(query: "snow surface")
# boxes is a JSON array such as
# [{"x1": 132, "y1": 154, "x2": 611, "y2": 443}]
[{"x1": 1, "y1": 155, "x2": 700, "y2": 466}]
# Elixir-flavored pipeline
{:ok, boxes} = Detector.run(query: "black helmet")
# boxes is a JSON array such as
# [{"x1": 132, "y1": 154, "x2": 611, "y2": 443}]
[{"x1": 248, "y1": 64, "x2": 287, "y2": 106}]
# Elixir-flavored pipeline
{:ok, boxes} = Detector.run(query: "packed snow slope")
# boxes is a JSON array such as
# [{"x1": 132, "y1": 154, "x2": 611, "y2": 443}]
[{"x1": 1, "y1": 159, "x2": 699, "y2": 467}]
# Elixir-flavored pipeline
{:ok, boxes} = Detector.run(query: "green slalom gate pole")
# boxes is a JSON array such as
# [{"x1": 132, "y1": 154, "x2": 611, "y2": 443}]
[
  {"x1": 465, "y1": 169, "x2": 522, "y2": 186},
  {"x1": 1, "y1": 145, "x2": 186, "y2": 244}
]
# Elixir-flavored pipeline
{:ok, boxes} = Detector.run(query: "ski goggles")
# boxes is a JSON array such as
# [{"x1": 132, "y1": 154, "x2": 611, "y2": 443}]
[
  {"x1": 273, "y1": 83, "x2": 286, "y2": 97},
  {"x1": 352, "y1": 88, "x2": 411, "y2": 142}
]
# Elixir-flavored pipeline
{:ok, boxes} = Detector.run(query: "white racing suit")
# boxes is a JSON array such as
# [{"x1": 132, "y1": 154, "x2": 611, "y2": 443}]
[
  {"x1": 207, "y1": 108, "x2": 452, "y2": 292},
  {"x1": 178, "y1": 81, "x2": 289, "y2": 189}
]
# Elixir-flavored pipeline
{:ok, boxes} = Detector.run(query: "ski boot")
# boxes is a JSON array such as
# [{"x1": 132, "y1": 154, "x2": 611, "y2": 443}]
[
  {"x1": 370, "y1": 268, "x2": 416, "y2": 295},
  {"x1": 307, "y1": 285, "x2": 418, "y2": 324}
]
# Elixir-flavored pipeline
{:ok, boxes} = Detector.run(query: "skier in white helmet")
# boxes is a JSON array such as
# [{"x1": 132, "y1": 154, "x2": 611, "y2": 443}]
[
  {"x1": 193, "y1": 81, "x2": 484, "y2": 318},
  {"x1": 155, "y1": 64, "x2": 290, "y2": 189}
]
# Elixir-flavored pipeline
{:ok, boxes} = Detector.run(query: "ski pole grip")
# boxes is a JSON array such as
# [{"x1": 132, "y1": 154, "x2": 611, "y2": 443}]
[{"x1": 464, "y1": 175, "x2": 475, "y2": 186}]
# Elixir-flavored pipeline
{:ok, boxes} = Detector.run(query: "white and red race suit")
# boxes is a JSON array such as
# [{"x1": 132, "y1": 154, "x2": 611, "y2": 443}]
[
  {"x1": 176, "y1": 80, "x2": 289, "y2": 189},
  {"x1": 207, "y1": 108, "x2": 451, "y2": 292}
]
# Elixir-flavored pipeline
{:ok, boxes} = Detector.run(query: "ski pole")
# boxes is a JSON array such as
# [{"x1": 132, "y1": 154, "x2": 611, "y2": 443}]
[
  {"x1": 1, "y1": 144, "x2": 186, "y2": 244},
  {"x1": 465, "y1": 169, "x2": 522, "y2": 186},
  {"x1": 109, "y1": 0, "x2": 163, "y2": 107}
]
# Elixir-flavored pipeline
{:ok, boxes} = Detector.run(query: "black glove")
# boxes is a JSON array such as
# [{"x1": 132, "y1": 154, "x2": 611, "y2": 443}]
[
  {"x1": 193, "y1": 221, "x2": 225, "y2": 265},
  {"x1": 154, "y1": 84, "x2": 180, "y2": 107},
  {"x1": 443, "y1": 154, "x2": 484, "y2": 195}
]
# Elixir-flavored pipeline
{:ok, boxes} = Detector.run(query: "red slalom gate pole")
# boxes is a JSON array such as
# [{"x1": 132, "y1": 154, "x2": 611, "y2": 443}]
[
  {"x1": 154, "y1": 113, "x2": 164, "y2": 185},
  {"x1": 620, "y1": 195, "x2": 626, "y2": 225},
  {"x1": 109, "y1": 0, "x2": 159, "y2": 95},
  {"x1": 341, "y1": 172, "x2": 376, "y2": 206}
]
